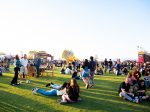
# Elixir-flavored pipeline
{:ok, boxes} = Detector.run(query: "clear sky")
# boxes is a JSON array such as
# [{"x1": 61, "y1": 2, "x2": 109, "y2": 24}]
[{"x1": 0, "y1": 0, "x2": 150, "y2": 60}]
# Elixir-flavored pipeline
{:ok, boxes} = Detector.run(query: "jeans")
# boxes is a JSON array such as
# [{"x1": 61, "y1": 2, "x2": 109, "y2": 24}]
[
  {"x1": 51, "y1": 84, "x2": 62, "y2": 90},
  {"x1": 36, "y1": 66, "x2": 40, "y2": 77},
  {"x1": 119, "y1": 92, "x2": 134, "y2": 102},
  {"x1": 89, "y1": 71, "x2": 95, "y2": 85},
  {"x1": 37, "y1": 89, "x2": 57, "y2": 96},
  {"x1": 11, "y1": 67, "x2": 20, "y2": 84},
  {"x1": 117, "y1": 69, "x2": 121, "y2": 75},
  {"x1": 144, "y1": 80, "x2": 150, "y2": 88}
]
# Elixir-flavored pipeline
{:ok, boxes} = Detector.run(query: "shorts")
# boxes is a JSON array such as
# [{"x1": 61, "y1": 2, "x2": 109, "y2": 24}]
[{"x1": 20, "y1": 66, "x2": 28, "y2": 75}]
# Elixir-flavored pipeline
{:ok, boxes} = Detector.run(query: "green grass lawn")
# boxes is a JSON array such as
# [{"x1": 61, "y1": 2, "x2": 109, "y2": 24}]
[{"x1": 0, "y1": 68, "x2": 150, "y2": 112}]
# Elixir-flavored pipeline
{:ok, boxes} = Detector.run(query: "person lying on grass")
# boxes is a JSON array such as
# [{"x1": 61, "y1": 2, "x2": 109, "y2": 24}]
[
  {"x1": 58, "y1": 78, "x2": 80, "y2": 104},
  {"x1": 32, "y1": 82, "x2": 70, "y2": 96}
]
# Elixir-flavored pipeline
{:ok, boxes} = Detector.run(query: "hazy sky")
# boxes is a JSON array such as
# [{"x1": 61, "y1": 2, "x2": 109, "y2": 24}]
[{"x1": 0, "y1": 0, "x2": 150, "y2": 60}]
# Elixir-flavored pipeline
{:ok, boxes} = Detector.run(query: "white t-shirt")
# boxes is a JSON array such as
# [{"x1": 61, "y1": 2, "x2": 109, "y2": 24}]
[
  {"x1": 65, "y1": 68, "x2": 71, "y2": 74},
  {"x1": 20, "y1": 58, "x2": 28, "y2": 67},
  {"x1": 56, "y1": 88, "x2": 66, "y2": 96}
]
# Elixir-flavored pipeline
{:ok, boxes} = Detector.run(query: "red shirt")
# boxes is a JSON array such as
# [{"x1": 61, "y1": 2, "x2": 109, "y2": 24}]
[{"x1": 133, "y1": 71, "x2": 141, "y2": 80}]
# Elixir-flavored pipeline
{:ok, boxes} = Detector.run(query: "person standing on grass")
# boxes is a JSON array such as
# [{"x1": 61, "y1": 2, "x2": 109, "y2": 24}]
[
  {"x1": 116, "y1": 60, "x2": 121, "y2": 75},
  {"x1": 108, "y1": 59, "x2": 113, "y2": 73},
  {"x1": 81, "y1": 59, "x2": 90, "y2": 89},
  {"x1": 89, "y1": 56, "x2": 96, "y2": 87},
  {"x1": 11, "y1": 55, "x2": 22, "y2": 85},
  {"x1": 0, "y1": 65, "x2": 3, "y2": 76},
  {"x1": 20, "y1": 54, "x2": 29, "y2": 83},
  {"x1": 34, "y1": 58, "x2": 41, "y2": 77},
  {"x1": 104, "y1": 58, "x2": 108, "y2": 74}
]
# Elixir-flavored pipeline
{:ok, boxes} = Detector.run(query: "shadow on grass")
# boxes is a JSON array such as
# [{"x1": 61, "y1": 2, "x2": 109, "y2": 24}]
[
  {"x1": 61, "y1": 91, "x2": 150, "y2": 112},
  {"x1": 0, "y1": 90, "x2": 61, "y2": 112},
  {"x1": 1, "y1": 72, "x2": 150, "y2": 112}
]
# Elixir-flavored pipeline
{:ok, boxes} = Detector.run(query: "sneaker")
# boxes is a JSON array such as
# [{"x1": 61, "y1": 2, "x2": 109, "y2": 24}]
[
  {"x1": 20, "y1": 81, "x2": 23, "y2": 83},
  {"x1": 59, "y1": 100, "x2": 67, "y2": 104},
  {"x1": 57, "y1": 99, "x2": 62, "y2": 103},
  {"x1": 32, "y1": 88, "x2": 38, "y2": 94},
  {"x1": 59, "y1": 101, "x2": 67, "y2": 105},
  {"x1": 90, "y1": 85, "x2": 94, "y2": 88},
  {"x1": 16, "y1": 83, "x2": 20, "y2": 85},
  {"x1": 46, "y1": 83, "x2": 51, "y2": 87},
  {"x1": 78, "y1": 97, "x2": 82, "y2": 101},
  {"x1": 57, "y1": 99, "x2": 67, "y2": 104},
  {"x1": 26, "y1": 80, "x2": 31, "y2": 83},
  {"x1": 133, "y1": 98, "x2": 139, "y2": 103},
  {"x1": 50, "y1": 82, "x2": 54, "y2": 85},
  {"x1": 11, "y1": 84, "x2": 16, "y2": 86}
]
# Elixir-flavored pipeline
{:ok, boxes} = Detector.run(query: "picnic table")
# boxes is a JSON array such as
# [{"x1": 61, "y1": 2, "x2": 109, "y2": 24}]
[{"x1": 40, "y1": 65, "x2": 54, "y2": 77}]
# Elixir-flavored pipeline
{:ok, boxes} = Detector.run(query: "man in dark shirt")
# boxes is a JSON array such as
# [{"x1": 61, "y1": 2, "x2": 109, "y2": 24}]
[
  {"x1": 104, "y1": 58, "x2": 108, "y2": 74},
  {"x1": 119, "y1": 79, "x2": 139, "y2": 103},
  {"x1": 89, "y1": 56, "x2": 96, "y2": 87},
  {"x1": 34, "y1": 58, "x2": 41, "y2": 77}
]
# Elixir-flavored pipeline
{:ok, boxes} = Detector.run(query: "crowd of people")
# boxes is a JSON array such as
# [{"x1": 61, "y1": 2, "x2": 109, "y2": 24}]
[
  {"x1": 60, "y1": 56, "x2": 97, "y2": 89},
  {"x1": 1, "y1": 53, "x2": 150, "y2": 105},
  {"x1": 32, "y1": 56, "x2": 97, "y2": 104},
  {"x1": 118, "y1": 66, "x2": 150, "y2": 103},
  {"x1": 0, "y1": 57, "x2": 11, "y2": 76}
]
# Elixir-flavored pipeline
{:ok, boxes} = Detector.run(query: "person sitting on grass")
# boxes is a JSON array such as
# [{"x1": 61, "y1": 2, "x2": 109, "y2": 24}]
[
  {"x1": 65, "y1": 67, "x2": 71, "y2": 74},
  {"x1": 131, "y1": 84, "x2": 140, "y2": 103},
  {"x1": 45, "y1": 82, "x2": 70, "y2": 89},
  {"x1": 60, "y1": 66, "x2": 66, "y2": 74},
  {"x1": 118, "y1": 78, "x2": 139, "y2": 103},
  {"x1": 122, "y1": 67, "x2": 129, "y2": 75},
  {"x1": 32, "y1": 82, "x2": 70, "y2": 96},
  {"x1": 58, "y1": 78, "x2": 80, "y2": 104},
  {"x1": 125, "y1": 73, "x2": 134, "y2": 86},
  {"x1": 133, "y1": 67, "x2": 141, "y2": 84},
  {"x1": 143, "y1": 69, "x2": 150, "y2": 88},
  {"x1": 72, "y1": 70, "x2": 81, "y2": 80},
  {"x1": 137, "y1": 80, "x2": 150, "y2": 102},
  {"x1": 95, "y1": 67, "x2": 103, "y2": 75}
]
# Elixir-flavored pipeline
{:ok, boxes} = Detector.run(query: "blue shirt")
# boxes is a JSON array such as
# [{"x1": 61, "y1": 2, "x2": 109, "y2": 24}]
[{"x1": 16, "y1": 59, "x2": 21, "y2": 67}]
